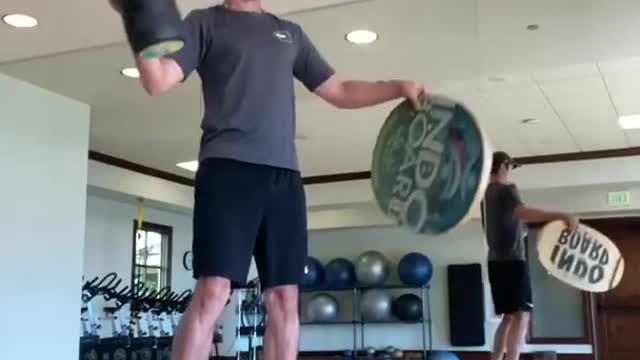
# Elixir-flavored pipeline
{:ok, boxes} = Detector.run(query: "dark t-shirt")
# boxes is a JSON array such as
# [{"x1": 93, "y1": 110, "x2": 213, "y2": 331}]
[
  {"x1": 482, "y1": 182, "x2": 527, "y2": 261},
  {"x1": 168, "y1": 5, "x2": 335, "y2": 171}
]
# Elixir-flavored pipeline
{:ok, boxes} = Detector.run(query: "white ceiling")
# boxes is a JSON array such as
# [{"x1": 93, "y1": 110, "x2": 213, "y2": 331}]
[
  {"x1": 3, "y1": 0, "x2": 640, "y2": 178},
  {"x1": 0, "y1": 0, "x2": 365, "y2": 63}
]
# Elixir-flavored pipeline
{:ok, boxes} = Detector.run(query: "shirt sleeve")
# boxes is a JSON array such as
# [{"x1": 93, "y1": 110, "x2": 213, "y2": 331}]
[
  {"x1": 293, "y1": 25, "x2": 335, "y2": 92},
  {"x1": 502, "y1": 184, "x2": 524, "y2": 211},
  {"x1": 167, "y1": 9, "x2": 211, "y2": 80}
]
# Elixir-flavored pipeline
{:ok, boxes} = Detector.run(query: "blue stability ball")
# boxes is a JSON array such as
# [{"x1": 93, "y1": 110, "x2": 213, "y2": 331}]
[
  {"x1": 398, "y1": 252, "x2": 433, "y2": 286},
  {"x1": 302, "y1": 256, "x2": 324, "y2": 289},
  {"x1": 325, "y1": 258, "x2": 356, "y2": 289},
  {"x1": 428, "y1": 351, "x2": 459, "y2": 360}
]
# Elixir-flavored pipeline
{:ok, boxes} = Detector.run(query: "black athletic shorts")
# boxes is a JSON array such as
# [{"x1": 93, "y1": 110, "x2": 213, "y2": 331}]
[
  {"x1": 192, "y1": 157, "x2": 307, "y2": 289},
  {"x1": 488, "y1": 260, "x2": 533, "y2": 315}
]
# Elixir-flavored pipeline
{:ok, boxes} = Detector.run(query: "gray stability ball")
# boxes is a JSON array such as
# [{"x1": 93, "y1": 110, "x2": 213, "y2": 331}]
[
  {"x1": 306, "y1": 293, "x2": 339, "y2": 322},
  {"x1": 356, "y1": 250, "x2": 390, "y2": 286},
  {"x1": 360, "y1": 289, "x2": 392, "y2": 321}
]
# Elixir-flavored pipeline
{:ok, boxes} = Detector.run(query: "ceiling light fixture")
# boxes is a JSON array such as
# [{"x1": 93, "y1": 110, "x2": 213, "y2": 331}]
[
  {"x1": 618, "y1": 115, "x2": 640, "y2": 129},
  {"x1": 526, "y1": 24, "x2": 539, "y2": 31},
  {"x1": 2, "y1": 13, "x2": 38, "y2": 28},
  {"x1": 521, "y1": 118, "x2": 539, "y2": 125},
  {"x1": 345, "y1": 29, "x2": 378, "y2": 44},
  {"x1": 121, "y1": 67, "x2": 140, "y2": 78},
  {"x1": 177, "y1": 160, "x2": 199, "y2": 172}
]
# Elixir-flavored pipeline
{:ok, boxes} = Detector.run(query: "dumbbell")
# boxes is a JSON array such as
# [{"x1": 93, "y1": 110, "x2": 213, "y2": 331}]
[{"x1": 110, "y1": 0, "x2": 185, "y2": 59}]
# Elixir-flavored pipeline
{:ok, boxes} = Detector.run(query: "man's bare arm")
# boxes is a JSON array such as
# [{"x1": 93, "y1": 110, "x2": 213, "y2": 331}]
[
  {"x1": 513, "y1": 205, "x2": 578, "y2": 231},
  {"x1": 314, "y1": 75, "x2": 423, "y2": 109},
  {"x1": 135, "y1": 57, "x2": 185, "y2": 96}
]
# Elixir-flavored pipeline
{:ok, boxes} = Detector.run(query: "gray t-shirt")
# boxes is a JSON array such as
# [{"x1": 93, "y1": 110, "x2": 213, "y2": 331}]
[
  {"x1": 169, "y1": 5, "x2": 335, "y2": 171},
  {"x1": 482, "y1": 182, "x2": 527, "y2": 261}
]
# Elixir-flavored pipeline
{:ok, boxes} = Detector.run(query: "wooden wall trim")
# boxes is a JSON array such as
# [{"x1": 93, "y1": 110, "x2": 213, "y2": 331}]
[
  {"x1": 303, "y1": 171, "x2": 370, "y2": 184},
  {"x1": 516, "y1": 146, "x2": 640, "y2": 165},
  {"x1": 88, "y1": 150, "x2": 371, "y2": 187},
  {"x1": 89, "y1": 146, "x2": 640, "y2": 188},
  {"x1": 89, "y1": 151, "x2": 195, "y2": 187}
]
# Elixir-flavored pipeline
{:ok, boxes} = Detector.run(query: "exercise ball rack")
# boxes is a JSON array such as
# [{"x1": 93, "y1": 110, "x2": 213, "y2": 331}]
[{"x1": 299, "y1": 284, "x2": 432, "y2": 359}]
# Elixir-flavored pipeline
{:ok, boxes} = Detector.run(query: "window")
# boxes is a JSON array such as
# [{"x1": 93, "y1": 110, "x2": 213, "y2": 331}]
[
  {"x1": 132, "y1": 221, "x2": 173, "y2": 291},
  {"x1": 525, "y1": 227, "x2": 593, "y2": 344}
]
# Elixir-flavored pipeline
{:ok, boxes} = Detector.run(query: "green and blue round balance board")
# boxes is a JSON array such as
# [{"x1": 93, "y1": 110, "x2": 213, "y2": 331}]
[{"x1": 371, "y1": 94, "x2": 492, "y2": 235}]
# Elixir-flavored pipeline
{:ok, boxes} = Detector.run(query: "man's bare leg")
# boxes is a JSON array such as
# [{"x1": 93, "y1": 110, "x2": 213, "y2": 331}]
[
  {"x1": 262, "y1": 285, "x2": 300, "y2": 360},
  {"x1": 505, "y1": 311, "x2": 530, "y2": 360},
  {"x1": 491, "y1": 314, "x2": 512, "y2": 360},
  {"x1": 171, "y1": 277, "x2": 231, "y2": 360}
]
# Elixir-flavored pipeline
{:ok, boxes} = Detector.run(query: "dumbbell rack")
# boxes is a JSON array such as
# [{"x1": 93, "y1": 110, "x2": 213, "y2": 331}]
[{"x1": 300, "y1": 284, "x2": 432, "y2": 359}]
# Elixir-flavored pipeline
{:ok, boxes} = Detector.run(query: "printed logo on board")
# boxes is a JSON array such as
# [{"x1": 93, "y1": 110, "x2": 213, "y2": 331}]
[
  {"x1": 273, "y1": 30, "x2": 293, "y2": 43},
  {"x1": 550, "y1": 229, "x2": 609, "y2": 285},
  {"x1": 386, "y1": 100, "x2": 473, "y2": 233}
]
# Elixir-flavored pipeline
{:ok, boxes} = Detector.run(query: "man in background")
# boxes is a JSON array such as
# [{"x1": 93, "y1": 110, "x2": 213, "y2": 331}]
[{"x1": 482, "y1": 151, "x2": 578, "y2": 360}]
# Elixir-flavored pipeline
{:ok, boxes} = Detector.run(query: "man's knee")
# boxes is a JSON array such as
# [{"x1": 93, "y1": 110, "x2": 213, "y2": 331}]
[
  {"x1": 506, "y1": 310, "x2": 530, "y2": 342},
  {"x1": 512, "y1": 310, "x2": 530, "y2": 324},
  {"x1": 264, "y1": 285, "x2": 298, "y2": 315},
  {"x1": 501, "y1": 314, "x2": 514, "y2": 326},
  {"x1": 195, "y1": 277, "x2": 231, "y2": 313}
]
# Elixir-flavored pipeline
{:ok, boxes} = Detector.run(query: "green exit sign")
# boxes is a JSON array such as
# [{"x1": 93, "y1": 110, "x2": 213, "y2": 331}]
[{"x1": 608, "y1": 191, "x2": 632, "y2": 207}]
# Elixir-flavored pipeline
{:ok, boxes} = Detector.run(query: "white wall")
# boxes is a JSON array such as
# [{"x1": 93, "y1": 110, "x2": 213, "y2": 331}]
[
  {"x1": 83, "y1": 192, "x2": 194, "y2": 341},
  {"x1": 301, "y1": 224, "x2": 592, "y2": 354},
  {"x1": 83, "y1": 190, "x2": 258, "y2": 355},
  {"x1": 84, "y1": 192, "x2": 194, "y2": 292},
  {"x1": 0, "y1": 73, "x2": 90, "y2": 360},
  {"x1": 87, "y1": 161, "x2": 194, "y2": 211}
]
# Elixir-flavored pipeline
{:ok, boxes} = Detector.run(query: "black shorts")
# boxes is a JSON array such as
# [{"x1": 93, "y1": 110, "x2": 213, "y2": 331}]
[
  {"x1": 488, "y1": 260, "x2": 533, "y2": 315},
  {"x1": 192, "y1": 157, "x2": 307, "y2": 289}
]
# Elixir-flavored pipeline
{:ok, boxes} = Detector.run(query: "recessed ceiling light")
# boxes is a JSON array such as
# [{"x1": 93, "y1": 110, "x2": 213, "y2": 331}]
[
  {"x1": 526, "y1": 24, "x2": 539, "y2": 31},
  {"x1": 177, "y1": 160, "x2": 198, "y2": 172},
  {"x1": 345, "y1": 29, "x2": 378, "y2": 45},
  {"x1": 521, "y1": 118, "x2": 539, "y2": 125},
  {"x1": 618, "y1": 115, "x2": 640, "y2": 129},
  {"x1": 121, "y1": 67, "x2": 140, "y2": 78},
  {"x1": 2, "y1": 13, "x2": 38, "y2": 28}
]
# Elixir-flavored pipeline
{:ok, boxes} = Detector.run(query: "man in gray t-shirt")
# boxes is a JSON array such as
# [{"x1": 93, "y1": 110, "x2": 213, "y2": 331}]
[
  {"x1": 482, "y1": 151, "x2": 578, "y2": 360},
  {"x1": 484, "y1": 180, "x2": 527, "y2": 262},
  {"x1": 111, "y1": 1, "x2": 423, "y2": 360}
]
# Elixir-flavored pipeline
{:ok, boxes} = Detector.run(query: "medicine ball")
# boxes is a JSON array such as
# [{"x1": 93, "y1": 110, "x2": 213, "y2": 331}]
[
  {"x1": 325, "y1": 258, "x2": 356, "y2": 289},
  {"x1": 301, "y1": 257, "x2": 324, "y2": 289},
  {"x1": 398, "y1": 252, "x2": 433, "y2": 286},
  {"x1": 392, "y1": 293, "x2": 423, "y2": 321}
]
